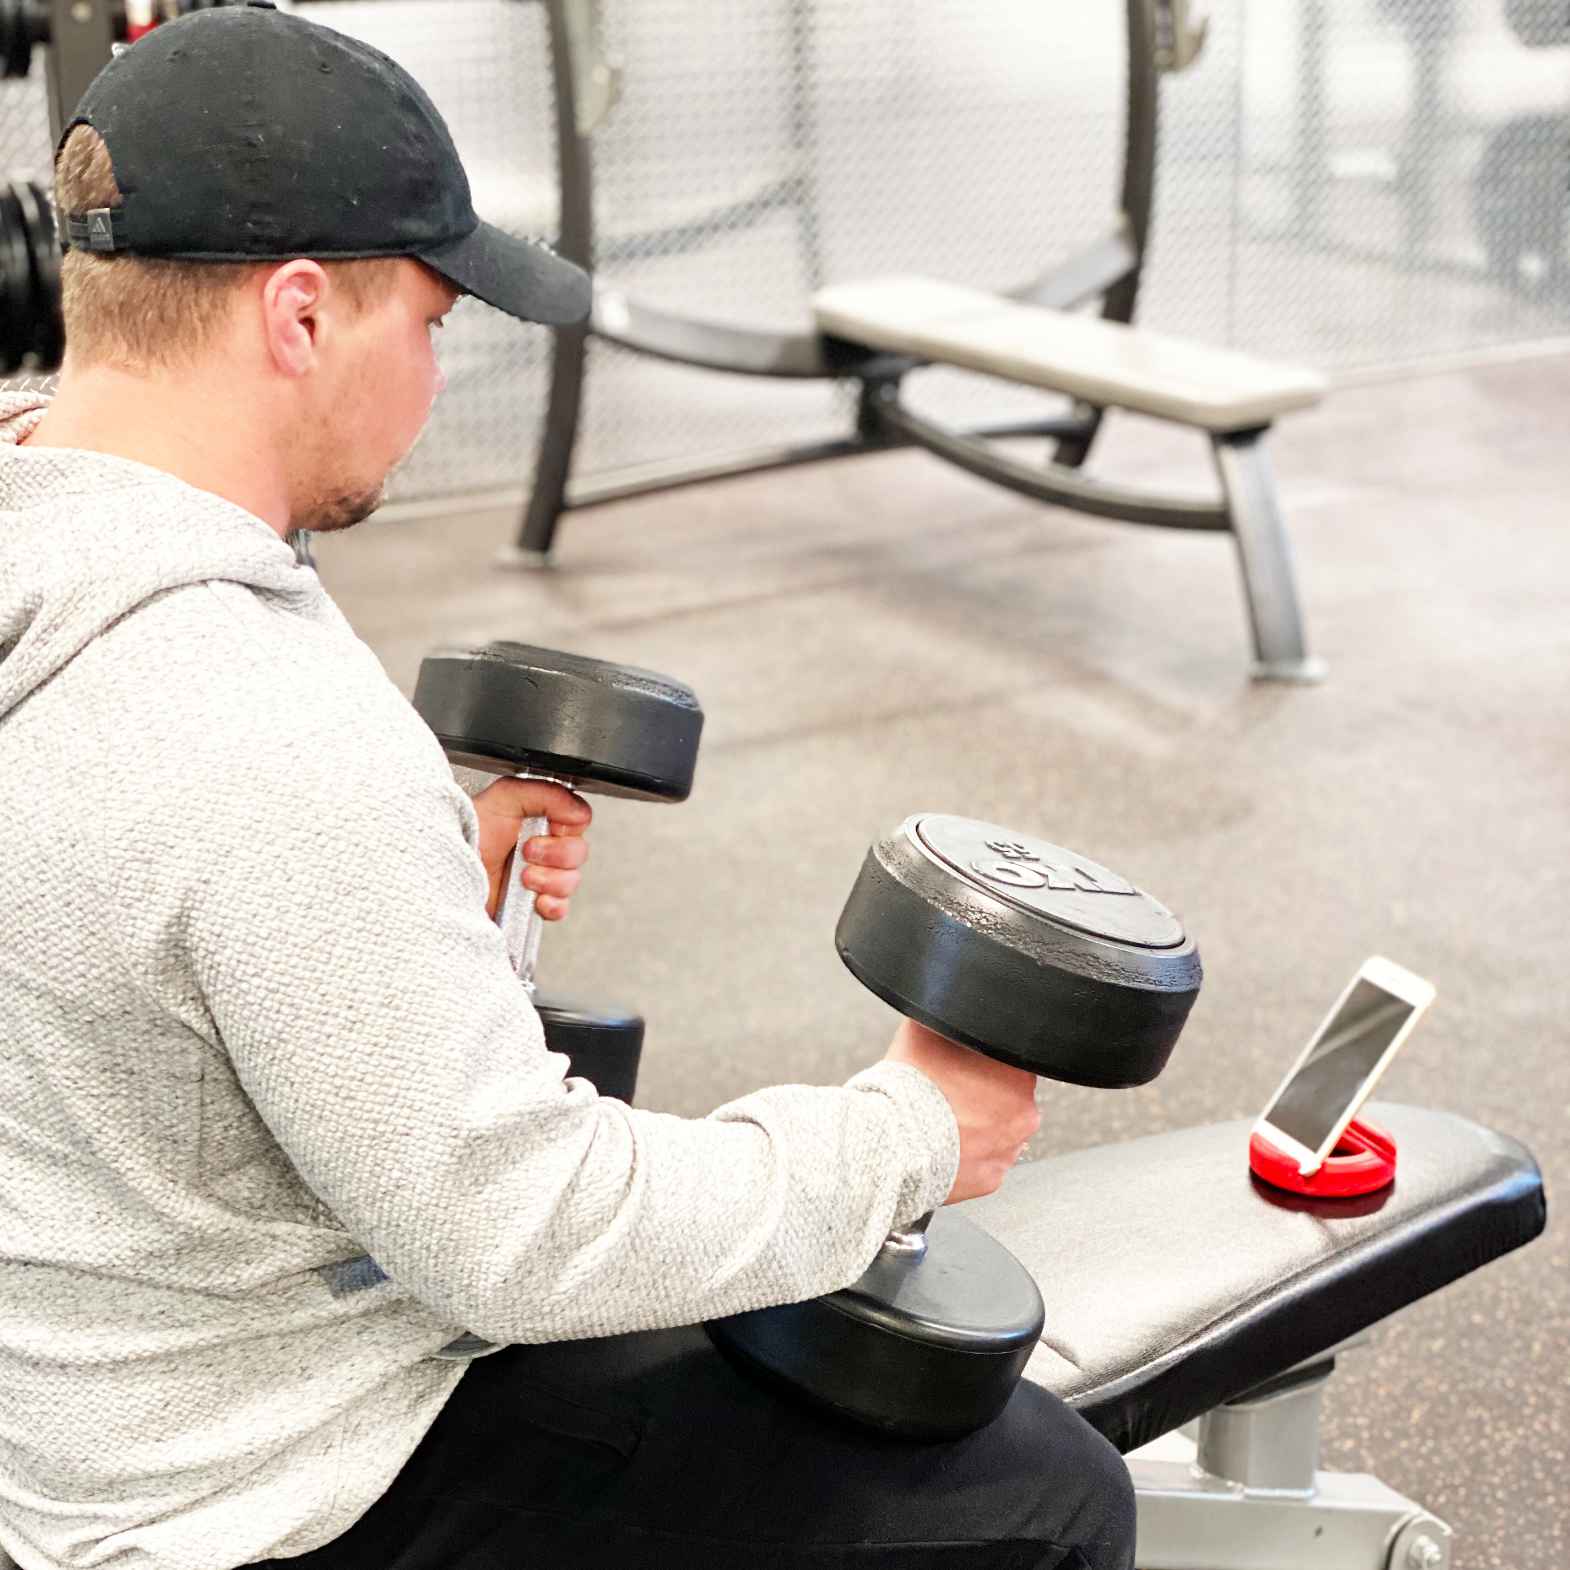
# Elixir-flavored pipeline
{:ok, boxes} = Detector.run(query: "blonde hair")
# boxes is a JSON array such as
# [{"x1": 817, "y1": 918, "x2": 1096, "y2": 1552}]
[{"x1": 55, "y1": 125, "x2": 405, "y2": 370}]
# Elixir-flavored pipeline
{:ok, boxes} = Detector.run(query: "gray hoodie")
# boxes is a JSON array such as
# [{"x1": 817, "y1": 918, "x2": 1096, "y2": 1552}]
[{"x1": 0, "y1": 393, "x2": 958, "y2": 1570}]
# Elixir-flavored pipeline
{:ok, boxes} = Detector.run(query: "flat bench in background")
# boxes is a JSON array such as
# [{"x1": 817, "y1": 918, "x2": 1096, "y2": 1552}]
[{"x1": 815, "y1": 275, "x2": 1332, "y2": 681}]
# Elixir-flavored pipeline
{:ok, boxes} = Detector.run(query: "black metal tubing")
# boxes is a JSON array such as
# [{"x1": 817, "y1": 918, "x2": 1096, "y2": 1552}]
[
  {"x1": 1009, "y1": 218, "x2": 1140, "y2": 312},
  {"x1": 785, "y1": 0, "x2": 825, "y2": 291},
  {"x1": 589, "y1": 218, "x2": 1142, "y2": 386},
  {"x1": 1050, "y1": 0, "x2": 1159, "y2": 472},
  {"x1": 868, "y1": 391, "x2": 1230, "y2": 534},
  {"x1": 1116, "y1": 0, "x2": 1159, "y2": 320},
  {"x1": 558, "y1": 411, "x2": 1098, "y2": 514},
  {"x1": 517, "y1": 0, "x2": 595, "y2": 559},
  {"x1": 596, "y1": 169, "x2": 812, "y2": 265},
  {"x1": 591, "y1": 290, "x2": 871, "y2": 379},
  {"x1": 44, "y1": 0, "x2": 115, "y2": 145}
]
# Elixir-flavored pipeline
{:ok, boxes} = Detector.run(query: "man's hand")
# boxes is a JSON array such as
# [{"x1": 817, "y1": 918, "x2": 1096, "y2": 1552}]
[
  {"x1": 883, "y1": 1018, "x2": 1041, "y2": 1205},
  {"x1": 471, "y1": 779, "x2": 592, "y2": 922}
]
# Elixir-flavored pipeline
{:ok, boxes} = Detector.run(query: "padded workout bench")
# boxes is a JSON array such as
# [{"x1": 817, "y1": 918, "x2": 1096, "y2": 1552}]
[
  {"x1": 962, "y1": 1101, "x2": 1544, "y2": 1569},
  {"x1": 814, "y1": 275, "x2": 1330, "y2": 682}
]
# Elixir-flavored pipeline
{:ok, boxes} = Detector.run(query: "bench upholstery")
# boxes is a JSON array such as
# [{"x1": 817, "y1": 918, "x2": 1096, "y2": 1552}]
[
  {"x1": 814, "y1": 275, "x2": 1329, "y2": 432},
  {"x1": 961, "y1": 1102, "x2": 1545, "y2": 1454}
]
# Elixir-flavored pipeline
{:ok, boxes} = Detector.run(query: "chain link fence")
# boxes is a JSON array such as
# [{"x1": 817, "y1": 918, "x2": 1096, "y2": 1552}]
[{"x1": 3, "y1": 0, "x2": 1566, "y2": 501}]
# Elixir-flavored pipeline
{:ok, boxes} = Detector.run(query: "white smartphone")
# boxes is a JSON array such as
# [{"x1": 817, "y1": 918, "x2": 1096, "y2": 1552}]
[{"x1": 1252, "y1": 956, "x2": 1436, "y2": 1176}]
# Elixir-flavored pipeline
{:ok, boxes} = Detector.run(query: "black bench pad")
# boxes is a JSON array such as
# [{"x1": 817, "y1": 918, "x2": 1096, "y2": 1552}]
[{"x1": 959, "y1": 1103, "x2": 1545, "y2": 1454}]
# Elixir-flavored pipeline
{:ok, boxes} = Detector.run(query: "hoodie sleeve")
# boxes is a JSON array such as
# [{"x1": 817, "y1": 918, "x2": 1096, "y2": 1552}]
[{"x1": 110, "y1": 593, "x2": 959, "y2": 1343}]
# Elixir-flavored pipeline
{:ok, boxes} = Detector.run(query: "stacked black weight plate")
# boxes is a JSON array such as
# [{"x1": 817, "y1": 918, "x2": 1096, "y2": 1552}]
[
  {"x1": 0, "y1": 181, "x2": 61, "y2": 373},
  {"x1": 537, "y1": 994, "x2": 643, "y2": 1105},
  {"x1": 413, "y1": 642, "x2": 703, "y2": 802},
  {"x1": 8, "y1": 181, "x2": 62, "y2": 368},
  {"x1": 0, "y1": 0, "x2": 39, "y2": 79},
  {"x1": 711, "y1": 1207, "x2": 1046, "y2": 1441}
]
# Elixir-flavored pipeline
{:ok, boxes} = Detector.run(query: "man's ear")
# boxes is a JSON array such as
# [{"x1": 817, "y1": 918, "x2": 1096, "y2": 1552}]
[{"x1": 261, "y1": 260, "x2": 331, "y2": 378}]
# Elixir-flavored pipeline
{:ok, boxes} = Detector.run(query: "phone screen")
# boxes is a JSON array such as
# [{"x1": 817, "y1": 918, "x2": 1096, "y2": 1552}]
[{"x1": 1263, "y1": 978, "x2": 1418, "y2": 1153}]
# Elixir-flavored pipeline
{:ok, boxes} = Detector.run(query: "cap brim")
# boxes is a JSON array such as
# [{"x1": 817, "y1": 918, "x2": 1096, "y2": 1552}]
[{"x1": 418, "y1": 220, "x2": 591, "y2": 327}]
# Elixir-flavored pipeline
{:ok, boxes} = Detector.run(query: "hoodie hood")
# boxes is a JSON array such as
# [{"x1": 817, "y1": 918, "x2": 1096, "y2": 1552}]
[{"x1": 0, "y1": 392, "x2": 318, "y2": 724}]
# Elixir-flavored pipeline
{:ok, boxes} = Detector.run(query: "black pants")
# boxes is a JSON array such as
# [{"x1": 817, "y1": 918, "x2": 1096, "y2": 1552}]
[{"x1": 252, "y1": 1325, "x2": 1136, "y2": 1570}]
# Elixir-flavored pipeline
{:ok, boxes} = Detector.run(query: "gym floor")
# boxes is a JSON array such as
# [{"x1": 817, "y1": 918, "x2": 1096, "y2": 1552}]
[{"x1": 315, "y1": 348, "x2": 1569, "y2": 1570}]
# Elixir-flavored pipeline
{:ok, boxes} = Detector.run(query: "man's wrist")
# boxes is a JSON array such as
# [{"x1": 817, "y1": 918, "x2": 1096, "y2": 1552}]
[{"x1": 846, "y1": 1060, "x2": 962, "y2": 1224}]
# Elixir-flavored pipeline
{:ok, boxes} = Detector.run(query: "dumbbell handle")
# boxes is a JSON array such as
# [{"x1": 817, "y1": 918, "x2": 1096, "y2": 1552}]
[
  {"x1": 884, "y1": 1210, "x2": 933, "y2": 1257},
  {"x1": 880, "y1": 1027, "x2": 1039, "y2": 1261},
  {"x1": 492, "y1": 768, "x2": 571, "y2": 994}
]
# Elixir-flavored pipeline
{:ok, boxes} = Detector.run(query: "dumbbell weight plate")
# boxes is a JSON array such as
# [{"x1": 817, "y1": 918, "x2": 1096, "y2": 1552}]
[
  {"x1": 536, "y1": 994, "x2": 643, "y2": 1105},
  {"x1": 709, "y1": 1207, "x2": 1045, "y2": 1441},
  {"x1": 0, "y1": 0, "x2": 35, "y2": 80},
  {"x1": 11, "y1": 180, "x2": 63, "y2": 368},
  {"x1": 413, "y1": 642, "x2": 703, "y2": 802},
  {"x1": 0, "y1": 183, "x2": 34, "y2": 374},
  {"x1": 836, "y1": 816, "x2": 1202, "y2": 1088}
]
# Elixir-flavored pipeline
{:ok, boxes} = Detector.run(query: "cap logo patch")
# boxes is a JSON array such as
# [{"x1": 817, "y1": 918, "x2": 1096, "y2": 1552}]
[{"x1": 86, "y1": 210, "x2": 116, "y2": 252}]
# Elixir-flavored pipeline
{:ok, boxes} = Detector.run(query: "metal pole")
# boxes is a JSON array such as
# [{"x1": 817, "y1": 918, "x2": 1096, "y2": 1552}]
[
  {"x1": 1051, "y1": 0, "x2": 1158, "y2": 472},
  {"x1": 511, "y1": 0, "x2": 597, "y2": 563},
  {"x1": 45, "y1": 0, "x2": 117, "y2": 147}
]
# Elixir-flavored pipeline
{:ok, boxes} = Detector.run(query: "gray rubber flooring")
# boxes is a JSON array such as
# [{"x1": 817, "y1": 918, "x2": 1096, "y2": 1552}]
[{"x1": 315, "y1": 350, "x2": 1569, "y2": 1570}]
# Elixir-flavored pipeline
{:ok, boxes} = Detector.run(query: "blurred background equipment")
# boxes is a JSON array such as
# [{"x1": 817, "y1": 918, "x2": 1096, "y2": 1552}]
[
  {"x1": 0, "y1": 177, "x2": 60, "y2": 373},
  {"x1": 1473, "y1": 111, "x2": 1570, "y2": 292},
  {"x1": 0, "y1": 1, "x2": 251, "y2": 76},
  {"x1": 1, "y1": 0, "x2": 1567, "y2": 507},
  {"x1": 488, "y1": 1, "x2": 1331, "y2": 679},
  {"x1": 0, "y1": 0, "x2": 257, "y2": 144},
  {"x1": 508, "y1": 0, "x2": 1201, "y2": 567},
  {"x1": 1502, "y1": 0, "x2": 1570, "y2": 46}
]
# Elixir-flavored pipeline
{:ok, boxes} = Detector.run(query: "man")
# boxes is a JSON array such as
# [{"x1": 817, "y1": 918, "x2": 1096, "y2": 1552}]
[{"x1": 0, "y1": 6, "x2": 1135, "y2": 1568}]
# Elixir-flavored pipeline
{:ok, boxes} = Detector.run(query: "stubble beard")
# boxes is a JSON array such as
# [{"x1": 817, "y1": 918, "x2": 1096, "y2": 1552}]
[
  {"x1": 288, "y1": 396, "x2": 433, "y2": 536},
  {"x1": 292, "y1": 482, "x2": 387, "y2": 535}
]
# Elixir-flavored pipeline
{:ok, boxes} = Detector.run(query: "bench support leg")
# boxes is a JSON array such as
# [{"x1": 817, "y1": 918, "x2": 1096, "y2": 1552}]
[
  {"x1": 1131, "y1": 1457, "x2": 1452, "y2": 1570},
  {"x1": 1210, "y1": 428, "x2": 1328, "y2": 683},
  {"x1": 506, "y1": 322, "x2": 591, "y2": 569},
  {"x1": 1127, "y1": 1364, "x2": 1452, "y2": 1569}
]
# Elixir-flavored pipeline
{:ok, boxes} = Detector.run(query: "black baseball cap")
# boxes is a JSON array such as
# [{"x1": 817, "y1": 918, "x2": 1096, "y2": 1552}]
[{"x1": 58, "y1": 0, "x2": 590, "y2": 326}]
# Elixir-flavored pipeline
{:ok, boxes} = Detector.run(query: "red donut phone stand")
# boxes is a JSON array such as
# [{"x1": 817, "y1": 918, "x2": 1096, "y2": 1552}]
[{"x1": 1249, "y1": 1117, "x2": 1397, "y2": 1198}]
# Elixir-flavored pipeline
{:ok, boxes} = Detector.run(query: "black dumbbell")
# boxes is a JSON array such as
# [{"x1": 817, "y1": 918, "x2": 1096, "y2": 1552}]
[
  {"x1": 0, "y1": 180, "x2": 63, "y2": 374},
  {"x1": 412, "y1": 642, "x2": 704, "y2": 1104},
  {"x1": 707, "y1": 815, "x2": 1202, "y2": 1440}
]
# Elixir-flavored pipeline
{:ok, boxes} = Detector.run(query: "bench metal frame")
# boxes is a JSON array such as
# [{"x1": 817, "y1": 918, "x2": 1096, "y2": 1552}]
[
  {"x1": 1129, "y1": 1345, "x2": 1452, "y2": 1570},
  {"x1": 515, "y1": 0, "x2": 1165, "y2": 552},
  {"x1": 515, "y1": 0, "x2": 1323, "y2": 682}
]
